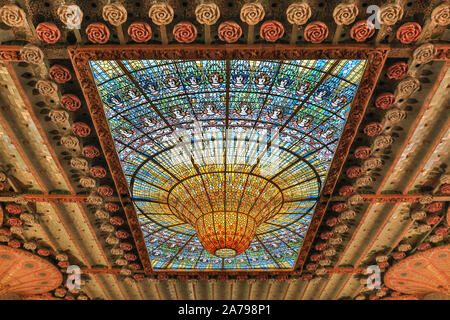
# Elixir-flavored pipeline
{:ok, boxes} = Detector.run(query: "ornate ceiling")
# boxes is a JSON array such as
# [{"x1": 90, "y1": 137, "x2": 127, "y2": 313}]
[{"x1": 0, "y1": 0, "x2": 449, "y2": 300}]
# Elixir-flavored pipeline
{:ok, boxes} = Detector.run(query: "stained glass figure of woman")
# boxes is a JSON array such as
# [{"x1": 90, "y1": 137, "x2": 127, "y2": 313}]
[
  {"x1": 275, "y1": 78, "x2": 291, "y2": 92},
  {"x1": 164, "y1": 76, "x2": 180, "y2": 92},
  {"x1": 255, "y1": 72, "x2": 270, "y2": 89},
  {"x1": 232, "y1": 73, "x2": 249, "y2": 88},
  {"x1": 208, "y1": 71, "x2": 224, "y2": 89},
  {"x1": 186, "y1": 75, "x2": 201, "y2": 90},
  {"x1": 268, "y1": 107, "x2": 283, "y2": 120},
  {"x1": 330, "y1": 94, "x2": 348, "y2": 108},
  {"x1": 144, "y1": 81, "x2": 160, "y2": 96},
  {"x1": 296, "y1": 82, "x2": 311, "y2": 97},
  {"x1": 107, "y1": 94, "x2": 124, "y2": 108}
]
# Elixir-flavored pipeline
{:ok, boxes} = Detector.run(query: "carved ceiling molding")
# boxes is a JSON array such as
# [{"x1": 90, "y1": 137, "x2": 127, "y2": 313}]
[{"x1": 68, "y1": 44, "x2": 388, "y2": 279}]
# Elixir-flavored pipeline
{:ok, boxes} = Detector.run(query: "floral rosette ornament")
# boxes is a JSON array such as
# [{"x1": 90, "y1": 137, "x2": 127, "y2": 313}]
[
  {"x1": 90, "y1": 166, "x2": 106, "y2": 179},
  {"x1": 339, "y1": 186, "x2": 355, "y2": 197},
  {"x1": 106, "y1": 202, "x2": 120, "y2": 212},
  {"x1": 431, "y1": 3, "x2": 450, "y2": 26},
  {"x1": 86, "y1": 23, "x2": 110, "y2": 44},
  {"x1": 57, "y1": 4, "x2": 83, "y2": 29},
  {"x1": 102, "y1": 3, "x2": 127, "y2": 26},
  {"x1": 218, "y1": 21, "x2": 242, "y2": 43},
  {"x1": 350, "y1": 20, "x2": 375, "y2": 42},
  {"x1": 259, "y1": 20, "x2": 284, "y2": 42},
  {"x1": 286, "y1": 2, "x2": 311, "y2": 25},
  {"x1": 346, "y1": 166, "x2": 363, "y2": 178},
  {"x1": 98, "y1": 185, "x2": 113, "y2": 196},
  {"x1": 396, "y1": 22, "x2": 421, "y2": 44},
  {"x1": 49, "y1": 65, "x2": 71, "y2": 84},
  {"x1": 379, "y1": 4, "x2": 404, "y2": 26},
  {"x1": 333, "y1": 3, "x2": 358, "y2": 26},
  {"x1": 36, "y1": 22, "x2": 61, "y2": 44},
  {"x1": 172, "y1": 22, "x2": 197, "y2": 43},
  {"x1": 36, "y1": 80, "x2": 58, "y2": 96},
  {"x1": 19, "y1": 44, "x2": 44, "y2": 64},
  {"x1": 354, "y1": 146, "x2": 371, "y2": 159},
  {"x1": 82, "y1": 146, "x2": 100, "y2": 159},
  {"x1": 72, "y1": 122, "x2": 91, "y2": 137},
  {"x1": 395, "y1": 76, "x2": 420, "y2": 99},
  {"x1": 304, "y1": 21, "x2": 328, "y2": 43},
  {"x1": 386, "y1": 62, "x2": 409, "y2": 80},
  {"x1": 6, "y1": 203, "x2": 22, "y2": 215},
  {"x1": 195, "y1": 3, "x2": 220, "y2": 25},
  {"x1": 61, "y1": 94, "x2": 81, "y2": 111},
  {"x1": 375, "y1": 92, "x2": 395, "y2": 110},
  {"x1": 0, "y1": 4, "x2": 26, "y2": 27},
  {"x1": 240, "y1": 2, "x2": 265, "y2": 25},
  {"x1": 364, "y1": 122, "x2": 383, "y2": 137},
  {"x1": 127, "y1": 22, "x2": 152, "y2": 42},
  {"x1": 148, "y1": 3, "x2": 174, "y2": 26},
  {"x1": 413, "y1": 43, "x2": 436, "y2": 65}
]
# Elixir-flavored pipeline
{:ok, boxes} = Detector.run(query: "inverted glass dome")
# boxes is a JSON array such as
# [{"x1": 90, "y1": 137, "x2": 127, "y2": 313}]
[{"x1": 90, "y1": 58, "x2": 366, "y2": 270}]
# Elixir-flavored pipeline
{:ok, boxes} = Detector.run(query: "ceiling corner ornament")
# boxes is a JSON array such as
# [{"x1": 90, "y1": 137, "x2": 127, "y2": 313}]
[
  {"x1": 240, "y1": 2, "x2": 265, "y2": 25},
  {"x1": 102, "y1": 3, "x2": 127, "y2": 26},
  {"x1": 148, "y1": 2, "x2": 174, "y2": 26},
  {"x1": 0, "y1": 4, "x2": 26, "y2": 27},
  {"x1": 19, "y1": 44, "x2": 44, "y2": 65},
  {"x1": 431, "y1": 3, "x2": 450, "y2": 26},
  {"x1": 379, "y1": 4, "x2": 404, "y2": 26},
  {"x1": 195, "y1": 3, "x2": 220, "y2": 25},
  {"x1": 333, "y1": 3, "x2": 359, "y2": 26},
  {"x1": 286, "y1": 2, "x2": 311, "y2": 25},
  {"x1": 384, "y1": 245, "x2": 450, "y2": 297}
]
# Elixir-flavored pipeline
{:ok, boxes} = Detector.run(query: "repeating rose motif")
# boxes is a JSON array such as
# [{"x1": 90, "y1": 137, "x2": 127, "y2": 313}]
[
  {"x1": 120, "y1": 243, "x2": 133, "y2": 251},
  {"x1": 346, "y1": 166, "x2": 363, "y2": 178},
  {"x1": 386, "y1": 62, "x2": 409, "y2": 80},
  {"x1": 396, "y1": 22, "x2": 421, "y2": 44},
  {"x1": 440, "y1": 183, "x2": 450, "y2": 194},
  {"x1": 116, "y1": 230, "x2": 129, "y2": 239},
  {"x1": 392, "y1": 252, "x2": 406, "y2": 260},
  {"x1": 127, "y1": 22, "x2": 152, "y2": 42},
  {"x1": 49, "y1": 64, "x2": 71, "y2": 84},
  {"x1": 195, "y1": 3, "x2": 220, "y2": 25},
  {"x1": 354, "y1": 146, "x2": 371, "y2": 159},
  {"x1": 304, "y1": 21, "x2": 328, "y2": 43},
  {"x1": 286, "y1": 2, "x2": 311, "y2": 25},
  {"x1": 363, "y1": 157, "x2": 382, "y2": 171},
  {"x1": 102, "y1": 3, "x2": 127, "y2": 26},
  {"x1": 339, "y1": 186, "x2": 355, "y2": 197},
  {"x1": 332, "y1": 203, "x2": 348, "y2": 212},
  {"x1": 0, "y1": 4, "x2": 26, "y2": 27},
  {"x1": 326, "y1": 217, "x2": 340, "y2": 227},
  {"x1": 435, "y1": 227, "x2": 448, "y2": 236},
  {"x1": 310, "y1": 254, "x2": 322, "y2": 261},
  {"x1": 134, "y1": 274, "x2": 145, "y2": 281},
  {"x1": 49, "y1": 110, "x2": 69, "y2": 124},
  {"x1": 386, "y1": 108, "x2": 406, "y2": 123},
  {"x1": 375, "y1": 92, "x2": 395, "y2": 109},
  {"x1": 148, "y1": 3, "x2": 174, "y2": 26},
  {"x1": 82, "y1": 145, "x2": 100, "y2": 158},
  {"x1": 79, "y1": 177, "x2": 96, "y2": 188},
  {"x1": 379, "y1": 4, "x2": 404, "y2": 26},
  {"x1": 61, "y1": 94, "x2": 81, "y2": 111},
  {"x1": 302, "y1": 274, "x2": 313, "y2": 280},
  {"x1": 110, "y1": 216, "x2": 124, "y2": 226},
  {"x1": 350, "y1": 20, "x2": 375, "y2": 42},
  {"x1": 36, "y1": 22, "x2": 61, "y2": 44},
  {"x1": 426, "y1": 202, "x2": 442, "y2": 212},
  {"x1": 106, "y1": 203, "x2": 120, "y2": 212},
  {"x1": 7, "y1": 217, "x2": 22, "y2": 226},
  {"x1": 306, "y1": 263, "x2": 318, "y2": 271},
  {"x1": 37, "y1": 248, "x2": 51, "y2": 256},
  {"x1": 320, "y1": 232, "x2": 334, "y2": 240},
  {"x1": 395, "y1": 76, "x2": 420, "y2": 99},
  {"x1": 412, "y1": 43, "x2": 436, "y2": 64},
  {"x1": 57, "y1": 4, "x2": 83, "y2": 29},
  {"x1": 333, "y1": 3, "x2": 358, "y2": 26},
  {"x1": 218, "y1": 21, "x2": 242, "y2": 43},
  {"x1": 172, "y1": 22, "x2": 197, "y2": 43},
  {"x1": 363, "y1": 122, "x2": 383, "y2": 136},
  {"x1": 431, "y1": 3, "x2": 450, "y2": 26},
  {"x1": 98, "y1": 185, "x2": 113, "y2": 196},
  {"x1": 19, "y1": 44, "x2": 44, "y2": 64},
  {"x1": 36, "y1": 80, "x2": 58, "y2": 96},
  {"x1": 125, "y1": 253, "x2": 137, "y2": 261},
  {"x1": 61, "y1": 135, "x2": 79, "y2": 149},
  {"x1": 70, "y1": 157, "x2": 88, "y2": 170},
  {"x1": 259, "y1": 20, "x2": 285, "y2": 42},
  {"x1": 86, "y1": 23, "x2": 110, "y2": 44},
  {"x1": 90, "y1": 166, "x2": 107, "y2": 178},
  {"x1": 417, "y1": 243, "x2": 431, "y2": 251},
  {"x1": 72, "y1": 122, "x2": 91, "y2": 137},
  {"x1": 8, "y1": 240, "x2": 21, "y2": 248},
  {"x1": 426, "y1": 215, "x2": 440, "y2": 225},
  {"x1": 129, "y1": 263, "x2": 140, "y2": 270},
  {"x1": 373, "y1": 135, "x2": 393, "y2": 149},
  {"x1": 240, "y1": 2, "x2": 265, "y2": 25}
]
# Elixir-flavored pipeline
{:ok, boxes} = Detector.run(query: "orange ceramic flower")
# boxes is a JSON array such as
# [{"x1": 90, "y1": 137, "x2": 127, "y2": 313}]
[
  {"x1": 173, "y1": 22, "x2": 197, "y2": 43},
  {"x1": 386, "y1": 62, "x2": 409, "y2": 80},
  {"x1": 82, "y1": 145, "x2": 100, "y2": 158},
  {"x1": 375, "y1": 92, "x2": 395, "y2": 109},
  {"x1": 86, "y1": 23, "x2": 110, "y2": 44},
  {"x1": 350, "y1": 20, "x2": 375, "y2": 42},
  {"x1": 364, "y1": 122, "x2": 383, "y2": 136},
  {"x1": 49, "y1": 64, "x2": 71, "y2": 84},
  {"x1": 259, "y1": 20, "x2": 285, "y2": 42},
  {"x1": 72, "y1": 122, "x2": 91, "y2": 137},
  {"x1": 61, "y1": 94, "x2": 81, "y2": 111},
  {"x1": 218, "y1": 21, "x2": 242, "y2": 43},
  {"x1": 127, "y1": 22, "x2": 152, "y2": 42},
  {"x1": 396, "y1": 22, "x2": 421, "y2": 44},
  {"x1": 304, "y1": 21, "x2": 328, "y2": 43},
  {"x1": 36, "y1": 22, "x2": 61, "y2": 44}
]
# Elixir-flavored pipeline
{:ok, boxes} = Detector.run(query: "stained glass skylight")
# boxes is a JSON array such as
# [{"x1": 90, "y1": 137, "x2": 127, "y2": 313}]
[{"x1": 89, "y1": 58, "x2": 367, "y2": 270}]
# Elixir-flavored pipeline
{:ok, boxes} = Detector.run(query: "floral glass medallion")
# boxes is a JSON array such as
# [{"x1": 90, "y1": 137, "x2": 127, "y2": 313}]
[{"x1": 89, "y1": 58, "x2": 366, "y2": 270}]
